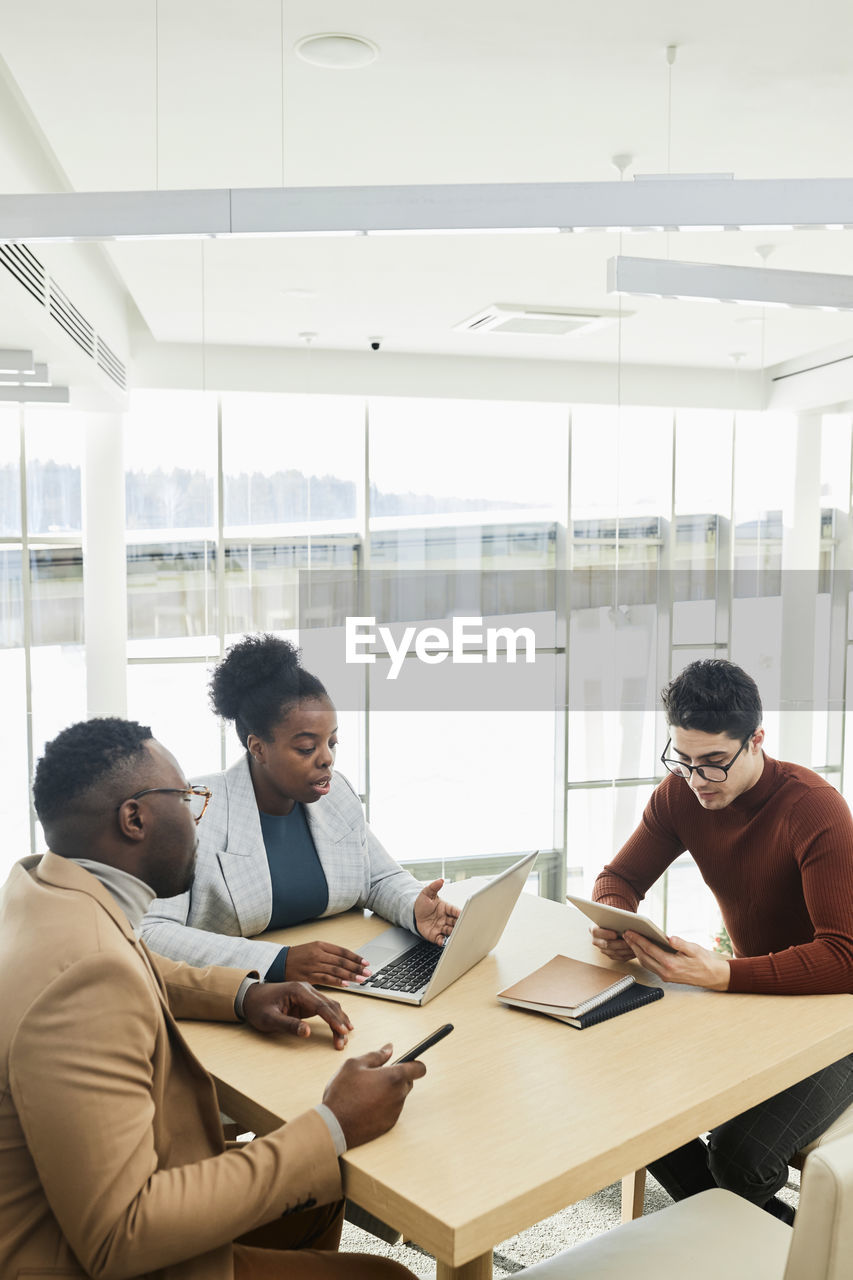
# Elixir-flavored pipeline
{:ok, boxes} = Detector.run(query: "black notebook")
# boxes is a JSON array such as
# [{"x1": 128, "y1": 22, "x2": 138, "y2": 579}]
[{"x1": 564, "y1": 981, "x2": 663, "y2": 1028}]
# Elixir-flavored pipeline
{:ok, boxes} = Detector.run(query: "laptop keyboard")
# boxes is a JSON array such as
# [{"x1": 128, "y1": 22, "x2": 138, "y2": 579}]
[{"x1": 360, "y1": 939, "x2": 444, "y2": 993}]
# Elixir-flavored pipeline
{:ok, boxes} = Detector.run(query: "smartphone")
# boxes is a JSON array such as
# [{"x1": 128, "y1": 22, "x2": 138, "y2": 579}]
[{"x1": 392, "y1": 1023, "x2": 454, "y2": 1064}]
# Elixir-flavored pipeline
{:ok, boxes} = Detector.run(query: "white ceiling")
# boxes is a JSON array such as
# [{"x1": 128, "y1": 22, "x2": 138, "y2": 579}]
[{"x1": 2, "y1": 0, "x2": 853, "y2": 378}]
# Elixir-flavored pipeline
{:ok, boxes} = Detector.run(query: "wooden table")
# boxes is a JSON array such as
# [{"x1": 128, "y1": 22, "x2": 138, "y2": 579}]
[{"x1": 183, "y1": 890, "x2": 853, "y2": 1280}]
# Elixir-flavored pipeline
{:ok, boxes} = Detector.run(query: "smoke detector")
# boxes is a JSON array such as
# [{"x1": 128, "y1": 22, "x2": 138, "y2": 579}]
[
  {"x1": 454, "y1": 303, "x2": 624, "y2": 337},
  {"x1": 295, "y1": 34, "x2": 379, "y2": 68}
]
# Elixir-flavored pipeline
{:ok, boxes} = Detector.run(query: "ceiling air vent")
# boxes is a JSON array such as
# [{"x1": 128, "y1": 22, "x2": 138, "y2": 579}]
[
  {"x1": 96, "y1": 335, "x2": 127, "y2": 390},
  {"x1": 455, "y1": 302, "x2": 621, "y2": 337},
  {"x1": 0, "y1": 245, "x2": 127, "y2": 396},
  {"x1": 0, "y1": 243, "x2": 48, "y2": 308},
  {"x1": 49, "y1": 279, "x2": 96, "y2": 358}
]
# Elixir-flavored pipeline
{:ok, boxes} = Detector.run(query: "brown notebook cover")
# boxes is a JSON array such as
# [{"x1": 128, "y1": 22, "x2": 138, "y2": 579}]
[{"x1": 497, "y1": 954, "x2": 635, "y2": 1017}]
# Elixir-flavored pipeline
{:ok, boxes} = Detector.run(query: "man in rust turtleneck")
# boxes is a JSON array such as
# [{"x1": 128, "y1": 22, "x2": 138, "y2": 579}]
[{"x1": 591, "y1": 658, "x2": 853, "y2": 1224}]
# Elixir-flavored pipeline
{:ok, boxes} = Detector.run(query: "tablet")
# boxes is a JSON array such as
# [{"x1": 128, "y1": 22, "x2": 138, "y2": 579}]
[{"x1": 566, "y1": 893, "x2": 677, "y2": 953}]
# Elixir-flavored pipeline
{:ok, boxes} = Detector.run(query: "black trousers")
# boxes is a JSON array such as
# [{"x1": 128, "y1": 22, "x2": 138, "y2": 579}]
[{"x1": 648, "y1": 1052, "x2": 853, "y2": 1218}]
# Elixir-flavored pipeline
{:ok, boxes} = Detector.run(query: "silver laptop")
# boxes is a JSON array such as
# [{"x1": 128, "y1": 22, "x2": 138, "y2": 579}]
[{"x1": 344, "y1": 850, "x2": 539, "y2": 1005}]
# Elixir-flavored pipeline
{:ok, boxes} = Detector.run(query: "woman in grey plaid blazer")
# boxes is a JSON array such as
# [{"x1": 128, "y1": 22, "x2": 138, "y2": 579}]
[{"x1": 140, "y1": 634, "x2": 459, "y2": 986}]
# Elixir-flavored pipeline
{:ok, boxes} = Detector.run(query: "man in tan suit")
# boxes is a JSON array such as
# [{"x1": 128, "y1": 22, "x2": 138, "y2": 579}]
[{"x1": 0, "y1": 717, "x2": 423, "y2": 1279}]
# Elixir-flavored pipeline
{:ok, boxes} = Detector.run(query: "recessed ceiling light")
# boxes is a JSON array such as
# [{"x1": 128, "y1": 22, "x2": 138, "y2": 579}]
[{"x1": 295, "y1": 33, "x2": 379, "y2": 69}]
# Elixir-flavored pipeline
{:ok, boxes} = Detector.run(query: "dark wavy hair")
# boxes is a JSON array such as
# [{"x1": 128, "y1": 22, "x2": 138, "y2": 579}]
[
  {"x1": 33, "y1": 717, "x2": 153, "y2": 826},
  {"x1": 661, "y1": 659, "x2": 762, "y2": 741},
  {"x1": 209, "y1": 634, "x2": 328, "y2": 747}
]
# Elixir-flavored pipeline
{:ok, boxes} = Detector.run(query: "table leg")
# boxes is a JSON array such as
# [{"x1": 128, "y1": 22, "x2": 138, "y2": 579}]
[
  {"x1": 436, "y1": 1250, "x2": 493, "y2": 1280},
  {"x1": 620, "y1": 1168, "x2": 646, "y2": 1221}
]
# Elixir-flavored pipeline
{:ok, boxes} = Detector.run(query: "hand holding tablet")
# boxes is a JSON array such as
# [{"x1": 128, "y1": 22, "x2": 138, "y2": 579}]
[{"x1": 566, "y1": 893, "x2": 678, "y2": 954}]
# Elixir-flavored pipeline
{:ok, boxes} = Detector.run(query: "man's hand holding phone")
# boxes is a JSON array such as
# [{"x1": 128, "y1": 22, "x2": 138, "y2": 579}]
[
  {"x1": 322, "y1": 1024, "x2": 453, "y2": 1148},
  {"x1": 322, "y1": 1045, "x2": 426, "y2": 1148},
  {"x1": 392, "y1": 1023, "x2": 453, "y2": 1063}
]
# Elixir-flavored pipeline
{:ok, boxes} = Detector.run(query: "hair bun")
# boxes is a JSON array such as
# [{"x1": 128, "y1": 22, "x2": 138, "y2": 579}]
[{"x1": 208, "y1": 634, "x2": 326, "y2": 747}]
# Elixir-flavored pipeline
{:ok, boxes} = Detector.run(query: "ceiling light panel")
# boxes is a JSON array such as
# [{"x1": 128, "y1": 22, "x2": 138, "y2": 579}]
[
  {"x1": 4, "y1": 178, "x2": 853, "y2": 242},
  {"x1": 0, "y1": 386, "x2": 69, "y2": 403},
  {"x1": 0, "y1": 347, "x2": 35, "y2": 374},
  {"x1": 0, "y1": 362, "x2": 49, "y2": 385},
  {"x1": 608, "y1": 256, "x2": 853, "y2": 310}
]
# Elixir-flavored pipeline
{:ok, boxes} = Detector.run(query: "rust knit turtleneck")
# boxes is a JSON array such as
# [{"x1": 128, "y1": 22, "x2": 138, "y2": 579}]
[{"x1": 593, "y1": 755, "x2": 853, "y2": 994}]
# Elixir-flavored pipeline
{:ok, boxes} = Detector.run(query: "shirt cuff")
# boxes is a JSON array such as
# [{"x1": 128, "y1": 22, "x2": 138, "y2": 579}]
[
  {"x1": 234, "y1": 976, "x2": 261, "y2": 1020},
  {"x1": 315, "y1": 1103, "x2": 347, "y2": 1156}
]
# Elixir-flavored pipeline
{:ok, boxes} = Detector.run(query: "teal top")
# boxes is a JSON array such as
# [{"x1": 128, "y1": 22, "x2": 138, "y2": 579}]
[{"x1": 259, "y1": 803, "x2": 329, "y2": 980}]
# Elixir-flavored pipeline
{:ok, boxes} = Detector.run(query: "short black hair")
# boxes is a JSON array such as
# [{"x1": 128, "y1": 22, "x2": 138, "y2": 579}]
[
  {"x1": 33, "y1": 717, "x2": 153, "y2": 825},
  {"x1": 661, "y1": 660, "x2": 762, "y2": 741},
  {"x1": 209, "y1": 634, "x2": 328, "y2": 747}
]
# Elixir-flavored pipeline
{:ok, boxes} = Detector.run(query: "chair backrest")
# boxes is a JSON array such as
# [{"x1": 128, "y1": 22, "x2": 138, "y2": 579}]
[{"x1": 785, "y1": 1131, "x2": 853, "y2": 1280}]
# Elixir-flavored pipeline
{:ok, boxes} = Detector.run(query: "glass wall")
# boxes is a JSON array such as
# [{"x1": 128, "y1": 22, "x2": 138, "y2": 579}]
[
  {"x1": 7, "y1": 392, "x2": 849, "y2": 949},
  {"x1": 123, "y1": 391, "x2": 220, "y2": 776},
  {"x1": 0, "y1": 406, "x2": 86, "y2": 875}
]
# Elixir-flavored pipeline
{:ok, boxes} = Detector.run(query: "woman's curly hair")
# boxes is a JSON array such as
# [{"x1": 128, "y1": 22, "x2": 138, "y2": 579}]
[{"x1": 209, "y1": 634, "x2": 327, "y2": 746}]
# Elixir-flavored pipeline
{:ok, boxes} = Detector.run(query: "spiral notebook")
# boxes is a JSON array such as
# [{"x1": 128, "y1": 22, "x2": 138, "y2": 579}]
[{"x1": 497, "y1": 954, "x2": 663, "y2": 1029}]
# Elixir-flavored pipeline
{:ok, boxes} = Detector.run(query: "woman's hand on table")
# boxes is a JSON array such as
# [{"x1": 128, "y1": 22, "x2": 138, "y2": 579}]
[
  {"x1": 414, "y1": 879, "x2": 462, "y2": 945},
  {"x1": 286, "y1": 940, "x2": 371, "y2": 987}
]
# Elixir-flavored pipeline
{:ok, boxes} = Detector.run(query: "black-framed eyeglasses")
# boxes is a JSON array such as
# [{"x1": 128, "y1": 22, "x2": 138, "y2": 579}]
[
  {"x1": 660, "y1": 738, "x2": 751, "y2": 784},
  {"x1": 120, "y1": 785, "x2": 212, "y2": 824}
]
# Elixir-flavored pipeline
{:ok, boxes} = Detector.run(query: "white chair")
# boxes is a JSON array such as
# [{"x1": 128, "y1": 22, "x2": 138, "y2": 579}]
[
  {"x1": 792, "y1": 1098, "x2": 853, "y2": 1167},
  {"x1": 516, "y1": 1131, "x2": 853, "y2": 1279},
  {"x1": 620, "y1": 1098, "x2": 853, "y2": 1222}
]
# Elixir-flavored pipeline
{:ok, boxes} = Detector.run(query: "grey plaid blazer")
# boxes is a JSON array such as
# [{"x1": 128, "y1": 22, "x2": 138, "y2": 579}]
[{"x1": 139, "y1": 755, "x2": 421, "y2": 973}]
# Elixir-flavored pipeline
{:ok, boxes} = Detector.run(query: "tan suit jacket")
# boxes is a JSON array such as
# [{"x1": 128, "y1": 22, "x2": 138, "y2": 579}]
[{"x1": 0, "y1": 853, "x2": 342, "y2": 1280}]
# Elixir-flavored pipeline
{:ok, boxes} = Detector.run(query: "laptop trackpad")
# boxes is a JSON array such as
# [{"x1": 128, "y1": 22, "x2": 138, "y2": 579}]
[{"x1": 359, "y1": 926, "x2": 419, "y2": 970}]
